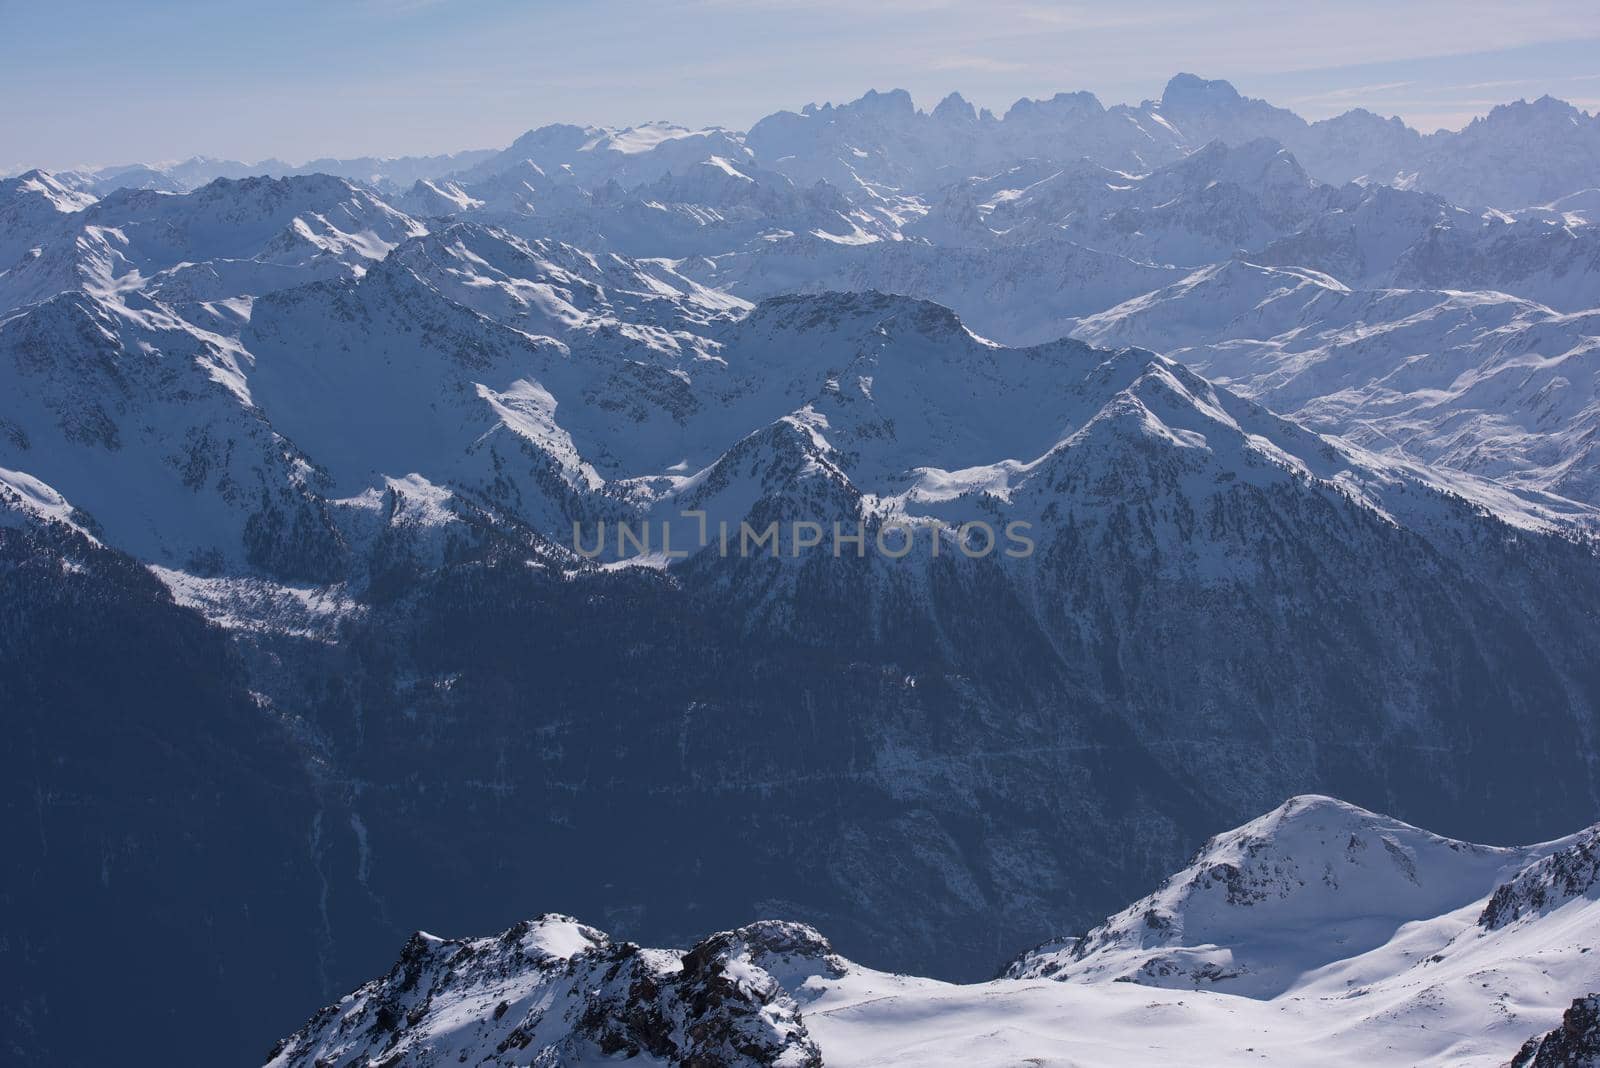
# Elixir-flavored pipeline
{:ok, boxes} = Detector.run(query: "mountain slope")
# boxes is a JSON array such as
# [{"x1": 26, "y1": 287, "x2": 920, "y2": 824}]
[
  {"x1": 1072, "y1": 260, "x2": 1600, "y2": 505},
  {"x1": 0, "y1": 169, "x2": 96, "y2": 266},
  {"x1": 0, "y1": 510, "x2": 352, "y2": 1068},
  {"x1": 0, "y1": 174, "x2": 425, "y2": 314},
  {"x1": 0, "y1": 289, "x2": 341, "y2": 576},
  {"x1": 267, "y1": 798, "x2": 1600, "y2": 1067},
  {"x1": 693, "y1": 232, "x2": 1184, "y2": 346},
  {"x1": 157, "y1": 291, "x2": 1600, "y2": 999},
  {"x1": 1004, "y1": 795, "x2": 1557, "y2": 994}
]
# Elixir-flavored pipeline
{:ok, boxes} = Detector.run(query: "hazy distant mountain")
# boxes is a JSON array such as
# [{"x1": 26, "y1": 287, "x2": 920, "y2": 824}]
[{"x1": 60, "y1": 74, "x2": 1600, "y2": 212}]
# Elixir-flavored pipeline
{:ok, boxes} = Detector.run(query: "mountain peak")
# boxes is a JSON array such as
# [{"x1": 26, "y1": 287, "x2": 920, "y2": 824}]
[
  {"x1": 742, "y1": 289, "x2": 971, "y2": 345},
  {"x1": 845, "y1": 87, "x2": 917, "y2": 118},
  {"x1": 1002, "y1": 90, "x2": 1105, "y2": 122},
  {"x1": 1477, "y1": 94, "x2": 1586, "y2": 127},
  {"x1": 266, "y1": 913, "x2": 825, "y2": 1068},
  {"x1": 2, "y1": 168, "x2": 96, "y2": 213},
  {"x1": 1005, "y1": 793, "x2": 1542, "y2": 995},
  {"x1": 1162, "y1": 72, "x2": 1242, "y2": 106},
  {"x1": 932, "y1": 91, "x2": 978, "y2": 124}
]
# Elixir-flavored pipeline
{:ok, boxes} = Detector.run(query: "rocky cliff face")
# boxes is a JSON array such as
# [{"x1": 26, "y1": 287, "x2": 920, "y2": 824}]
[
  {"x1": 1512, "y1": 995, "x2": 1600, "y2": 1068},
  {"x1": 1481, "y1": 828, "x2": 1600, "y2": 930}
]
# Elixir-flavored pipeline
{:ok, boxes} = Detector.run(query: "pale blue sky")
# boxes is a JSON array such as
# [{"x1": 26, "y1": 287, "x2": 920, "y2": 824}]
[{"x1": 3, "y1": 0, "x2": 1598, "y2": 170}]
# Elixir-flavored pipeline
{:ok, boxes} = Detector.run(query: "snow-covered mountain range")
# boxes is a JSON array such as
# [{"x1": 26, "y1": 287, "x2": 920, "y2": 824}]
[
  {"x1": 5, "y1": 74, "x2": 1600, "y2": 1068},
  {"x1": 33, "y1": 74, "x2": 1600, "y2": 212},
  {"x1": 267, "y1": 796, "x2": 1600, "y2": 1067}
]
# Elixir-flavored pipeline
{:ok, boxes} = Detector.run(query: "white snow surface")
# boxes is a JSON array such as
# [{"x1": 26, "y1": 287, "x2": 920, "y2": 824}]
[{"x1": 270, "y1": 796, "x2": 1600, "y2": 1067}]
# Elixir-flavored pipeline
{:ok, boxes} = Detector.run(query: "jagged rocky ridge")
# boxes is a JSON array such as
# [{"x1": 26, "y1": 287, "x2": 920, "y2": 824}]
[
  {"x1": 266, "y1": 917, "x2": 832, "y2": 1068},
  {"x1": 39, "y1": 75, "x2": 1600, "y2": 211},
  {"x1": 1482, "y1": 826, "x2": 1600, "y2": 930}
]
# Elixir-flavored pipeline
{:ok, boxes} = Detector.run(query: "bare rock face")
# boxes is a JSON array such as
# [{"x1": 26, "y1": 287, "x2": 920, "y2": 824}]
[
  {"x1": 1511, "y1": 994, "x2": 1600, "y2": 1068},
  {"x1": 1481, "y1": 829, "x2": 1600, "y2": 930}
]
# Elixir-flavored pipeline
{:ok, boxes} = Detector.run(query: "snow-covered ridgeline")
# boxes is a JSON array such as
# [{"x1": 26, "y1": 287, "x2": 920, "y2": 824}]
[{"x1": 269, "y1": 796, "x2": 1600, "y2": 1068}]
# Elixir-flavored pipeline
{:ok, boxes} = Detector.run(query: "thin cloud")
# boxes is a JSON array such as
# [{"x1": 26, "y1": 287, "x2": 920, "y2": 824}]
[
  {"x1": 926, "y1": 56, "x2": 1033, "y2": 74},
  {"x1": 1291, "y1": 81, "x2": 1416, "y2": 106}
]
